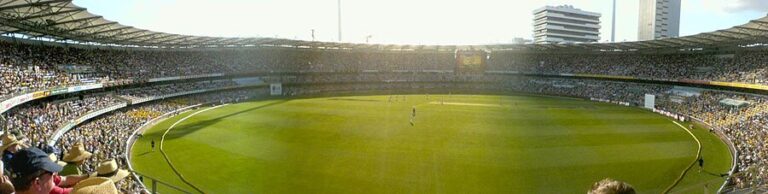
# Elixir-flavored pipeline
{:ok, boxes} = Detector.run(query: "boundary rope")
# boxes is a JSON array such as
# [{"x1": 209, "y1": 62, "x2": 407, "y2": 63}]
[
  {"x1": 159, "y1": 104, "x2": 228, "y2": 194},
  {"x1": 662, "y1": 121, "x2": 703, "y2": 194}
]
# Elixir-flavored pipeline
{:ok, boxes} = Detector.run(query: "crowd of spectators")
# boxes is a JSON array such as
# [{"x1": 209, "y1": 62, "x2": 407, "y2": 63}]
[
  {"x1": 486, "y1": 51, "x2": 768, "y2": 84},
  {"x1": 57, "y1": 101, "x2": 184, "y2": 194},
  {"x1": 2, "y1": 38, "x2": 768, "y2": 100},
  {"x1": 656, "y1": 91, "x2": 768, "y2": 190},
  {"x1": 492, "y1": 77, "x2": 767, "y2": 191},
  {"x1": 0, "y1": 41, "x2": 459, "y2": 100},
  {"x1": 0, "y1": 68, "x2": 766, "y2": 192},
  {"x1": 2, "y1": 38, "x2": 768, "y2": 192},
  {"x1": 0, "y1": 41, "x2": 103, "y2": 100},
  {"x1": 499, "y1": 77, "x2": 768, "y2": 191},
  {"x1": 116, "y1": 80, "x2": 238, "y2": 100},
  {"x1": 55, "y1": 89, "x2": 261, "y2": 193},
  {"x1": 0, "y1": 88, "x2": 258, "y2": 194},
  {"x1": 1, "y1": 94, "x2": 122, "y2": 146}
]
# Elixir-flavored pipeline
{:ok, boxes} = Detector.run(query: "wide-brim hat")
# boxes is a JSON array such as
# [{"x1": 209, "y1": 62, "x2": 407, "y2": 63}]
[
  {"x1": 62, "y1": 142, "x2": 92, "y2": 163},
  {"x1": 48, "y1": 154, "x2": 66, "y2": 167},
  {"x1": 0, "y1": 134, "x2": 20, "y2": 152},
  {"x1": 90, "y1": 159, "x2": 129, "y2": 182},
  {"x1": 71, "y1": 177, "x2": 118, "y2": 194}
]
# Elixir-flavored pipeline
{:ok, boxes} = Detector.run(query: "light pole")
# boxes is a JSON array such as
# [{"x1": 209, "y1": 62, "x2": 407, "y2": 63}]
[
  {"x1": 338, "y1": 0, "x2": 342, "y2": 42},
  {"x1": 611, "y1": 0, "x2": 616, "y2": 42}
]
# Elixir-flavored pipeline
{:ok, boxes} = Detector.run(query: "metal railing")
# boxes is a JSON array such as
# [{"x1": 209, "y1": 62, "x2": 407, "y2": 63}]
[{"x1": 131, "y1": 171, "x2": 194, "y2": 194}]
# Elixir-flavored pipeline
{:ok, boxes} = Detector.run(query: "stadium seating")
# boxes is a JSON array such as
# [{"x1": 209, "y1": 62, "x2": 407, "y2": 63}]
[{"x1": 1, "y1": 39, "x2": 768, "y2": 192}]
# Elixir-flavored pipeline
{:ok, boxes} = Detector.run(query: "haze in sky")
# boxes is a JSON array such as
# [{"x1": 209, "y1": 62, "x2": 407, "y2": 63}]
[{"x1": 73, "y1": 0, "x2": 766, "y2": 45}]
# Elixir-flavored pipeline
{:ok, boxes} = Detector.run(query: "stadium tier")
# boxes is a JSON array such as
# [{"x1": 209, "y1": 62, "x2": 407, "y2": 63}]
[
  {"x1": 0, "y1": 2, "x2": 766, "y2": 193},
  {"x1": 1, "y1": 44, "x2": 767, "y2": 192}
]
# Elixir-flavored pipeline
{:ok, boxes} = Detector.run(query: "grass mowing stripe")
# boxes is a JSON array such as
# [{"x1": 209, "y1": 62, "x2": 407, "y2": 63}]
[
  {"x1": 159, "y1": 105, "x2": 227, "y2": 194},
  {"x1": 132, "y1": 95, "x2": 730, "y2": 193},
  {"x1": 663, "y1": 121, "x2": 703, "y2": 194}
]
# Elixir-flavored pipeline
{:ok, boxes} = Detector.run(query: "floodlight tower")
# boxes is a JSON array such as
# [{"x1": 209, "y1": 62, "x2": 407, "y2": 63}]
[
  {"x1": 338, "y1": 0, "x2": 342, "y2": 42},
  {"x1": 611, "y1": 0, "x2": 616, "y2": 42}
]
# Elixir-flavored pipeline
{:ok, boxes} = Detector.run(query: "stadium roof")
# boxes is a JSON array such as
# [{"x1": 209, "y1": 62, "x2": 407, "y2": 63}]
[{"x1": 0, "y1": 0, "x2": 767, "y2": 50}]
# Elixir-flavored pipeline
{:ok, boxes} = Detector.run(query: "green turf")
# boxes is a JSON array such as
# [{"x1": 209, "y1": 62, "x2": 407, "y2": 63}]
[{"x1": 130, "y1": 94, "x2": 732, "y2": 194}]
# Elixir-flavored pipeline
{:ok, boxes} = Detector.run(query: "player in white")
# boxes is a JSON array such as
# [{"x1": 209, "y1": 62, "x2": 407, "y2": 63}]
[{"x1": 410, "y1": 106, "x2": 416, "y2": 126}]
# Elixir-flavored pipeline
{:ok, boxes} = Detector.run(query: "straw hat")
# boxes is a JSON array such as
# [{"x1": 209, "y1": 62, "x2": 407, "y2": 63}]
[
  {"x1": 62, "y1": 142, "x2": 92, "y2": 163},
  {"x1": 48, "y1": 153, "x2": 66, "y2": 167},
  {"x1": 71, "y1": 177, "x2": 118, "y2": 194},
  {"x1": 0, "y1": 134, "x2": 20, "y2": 152},
  {"x1": 90, "y1": 159, "x2": 130, "y2": 182}
]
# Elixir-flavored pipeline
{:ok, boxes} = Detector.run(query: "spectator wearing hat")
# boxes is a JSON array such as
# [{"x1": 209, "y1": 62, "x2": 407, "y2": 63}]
[
  {"x1": 60, "y1": 143, "x2": 91, "y2": 176},
  {"x1": 1, "y1": 134, "x2": 23, "y2": 172},
  {"x1": 48, "y1": 154, "x2": 66, "y2": 168},
  {"x1": 90, "y1": 160, "x2": 129, "y2": 183},
  {"x1": 588, "y1": 178, "x2": 636, "y2": 194},
  {"x1": 70, "y1": 177, "x2": 118, "y2": 194},
  {"x1": 8, "y1": 148, "x2": 63, "y2": 194}
]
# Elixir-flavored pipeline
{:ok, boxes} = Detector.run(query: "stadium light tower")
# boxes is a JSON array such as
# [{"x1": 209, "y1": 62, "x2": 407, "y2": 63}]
[
  {"x1": 611, "y1": 0, "x2": 616, "y2": 42},
  {"x1": 338, "y1": 0, "x2": 342, "y2": 42}
]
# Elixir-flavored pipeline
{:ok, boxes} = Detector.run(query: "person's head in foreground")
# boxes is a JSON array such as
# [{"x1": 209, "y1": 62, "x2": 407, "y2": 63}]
[
  {"x1": 588, "y1": 178, "x2": 636, "y2": 194},
  {"x1": 9, "y1": 148, "x2": 63, "y2": 194}
]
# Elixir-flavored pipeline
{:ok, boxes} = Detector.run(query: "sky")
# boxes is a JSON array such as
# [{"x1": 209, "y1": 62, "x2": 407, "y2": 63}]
[{"x1": 72, "y1": 0, "x2": 767, "y2": 45}]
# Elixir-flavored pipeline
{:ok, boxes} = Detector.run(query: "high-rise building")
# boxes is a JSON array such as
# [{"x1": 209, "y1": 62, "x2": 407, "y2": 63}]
[
  {"x1": 638, "y1": 0, "x2": 681, "y2": 40},
  {"x1": 533, "y1": 5, "x2": 601, "y2": 43}
]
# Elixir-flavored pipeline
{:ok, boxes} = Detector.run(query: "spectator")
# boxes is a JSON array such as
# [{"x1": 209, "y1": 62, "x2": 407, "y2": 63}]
[
  {"x1": 588, "y1": 178, "x2": 636, "y2": 194},
  {"x1": 60, "y1": 142, "x2": 92, "y2": 176},
  {"x1": 1, "y1": 134, "x2": 22, "y2": 172},
  {"x1": 8, "y1": 148, "x2": 64, "y2": 194},
  {"x1": 70, "y1": 177, "x2": 118, "y2": 194},
  {"x1": 89, "y1": 159, "x2": 128, "y2": 182}
]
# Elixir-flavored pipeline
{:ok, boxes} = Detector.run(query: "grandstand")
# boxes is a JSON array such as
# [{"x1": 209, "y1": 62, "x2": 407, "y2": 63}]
[{"x1": 0, "y1": 0, "x2": 765, "y2": 193}]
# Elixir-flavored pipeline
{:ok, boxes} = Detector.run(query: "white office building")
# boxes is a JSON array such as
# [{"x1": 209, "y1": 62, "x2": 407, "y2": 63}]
[
  {"x1": 638, "y1": 0, "x2": 681, "y2": 40},
  {"x1": 533, "y1": 5, "x2": 601, "y2": 43}
]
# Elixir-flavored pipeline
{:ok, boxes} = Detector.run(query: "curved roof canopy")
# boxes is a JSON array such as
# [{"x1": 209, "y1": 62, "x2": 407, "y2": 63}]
[{"x1": 0, "y1": 0, "x2": 766, "y2": 51}]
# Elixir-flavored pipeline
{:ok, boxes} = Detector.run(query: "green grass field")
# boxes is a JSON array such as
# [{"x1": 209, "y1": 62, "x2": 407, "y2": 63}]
[{"x1": 130, "y1": 94, "x2": 732, "y2": 194}]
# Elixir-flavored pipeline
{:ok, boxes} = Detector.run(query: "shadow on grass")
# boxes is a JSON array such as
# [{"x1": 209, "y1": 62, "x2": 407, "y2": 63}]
[
  {"x1": 136, "y1": 151, "x2": 152, "y2": 157},
  {"x1": 161, "y1": 100, "x2": 289, "y2": 140}
]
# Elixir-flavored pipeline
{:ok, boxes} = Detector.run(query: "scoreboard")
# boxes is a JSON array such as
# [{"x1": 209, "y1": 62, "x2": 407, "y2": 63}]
[{"x1": 455, "y1": 50, "x2": 487, "y2": 73}]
